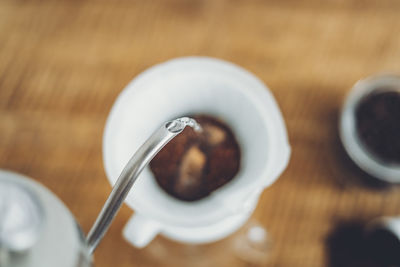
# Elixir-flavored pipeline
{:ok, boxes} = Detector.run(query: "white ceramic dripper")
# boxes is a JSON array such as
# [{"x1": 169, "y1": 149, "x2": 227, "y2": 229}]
[{"x1": 103, "y1": 57, "x2": 290, "y2": 248}]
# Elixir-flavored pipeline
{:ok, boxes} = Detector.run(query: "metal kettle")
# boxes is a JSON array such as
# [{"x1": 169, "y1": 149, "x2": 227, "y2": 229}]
[{"x1": 0, "y1": 117, "x2": 199, "y2": 267}]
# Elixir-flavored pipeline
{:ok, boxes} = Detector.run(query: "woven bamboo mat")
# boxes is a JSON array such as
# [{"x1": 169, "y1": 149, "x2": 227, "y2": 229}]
[{"x1": 1, "y1": 0, "x2": 400, "y2": 266}]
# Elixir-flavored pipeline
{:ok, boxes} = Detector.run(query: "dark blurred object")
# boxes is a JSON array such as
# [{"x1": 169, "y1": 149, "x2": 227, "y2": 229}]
[
  {"x1": 326, "y1": 220, "x2": 400, "y2": 267},
  {"x1": 367, "y1": 227, "x2": 400, "y2": 266},
  {"x1": 356, "y1": 91, "x2": 400, "y2": 165}
]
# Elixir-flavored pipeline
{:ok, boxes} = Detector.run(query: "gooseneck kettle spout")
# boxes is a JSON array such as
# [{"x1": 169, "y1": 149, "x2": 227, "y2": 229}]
[{"x1": 86, "y1": 117, "x2": 201, "y2": 254}]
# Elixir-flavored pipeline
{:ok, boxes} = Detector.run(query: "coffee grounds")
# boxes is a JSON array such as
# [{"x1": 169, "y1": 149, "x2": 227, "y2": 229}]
[
  {"x1": 150, "y1": 115, "x2": 241, "y2": 201},
  {"x1": 355, "y1": 90, "x2": 400, "y2": 164}
]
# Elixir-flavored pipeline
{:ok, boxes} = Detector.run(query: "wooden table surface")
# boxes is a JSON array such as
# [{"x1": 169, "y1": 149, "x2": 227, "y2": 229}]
[{"x1": 1, "y1": 0, "x2": 400, "y2": 266}]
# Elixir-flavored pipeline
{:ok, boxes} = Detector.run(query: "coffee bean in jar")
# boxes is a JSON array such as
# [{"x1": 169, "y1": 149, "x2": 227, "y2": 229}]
[
  {"x1": 149, "y1": 115, "x2": 241, "y2": 201},
  {"x1": 355, "y1": 90, "x2": 400, "y2": 165}
]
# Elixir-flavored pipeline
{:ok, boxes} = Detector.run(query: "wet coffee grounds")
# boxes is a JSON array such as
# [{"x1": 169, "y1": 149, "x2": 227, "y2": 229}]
[
  {"x1": 355, "y1": 90, "x2": 400, "y2": 164},
  {"x1": 150, "y1": 115, "x2": 241, "y2": 201}
]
